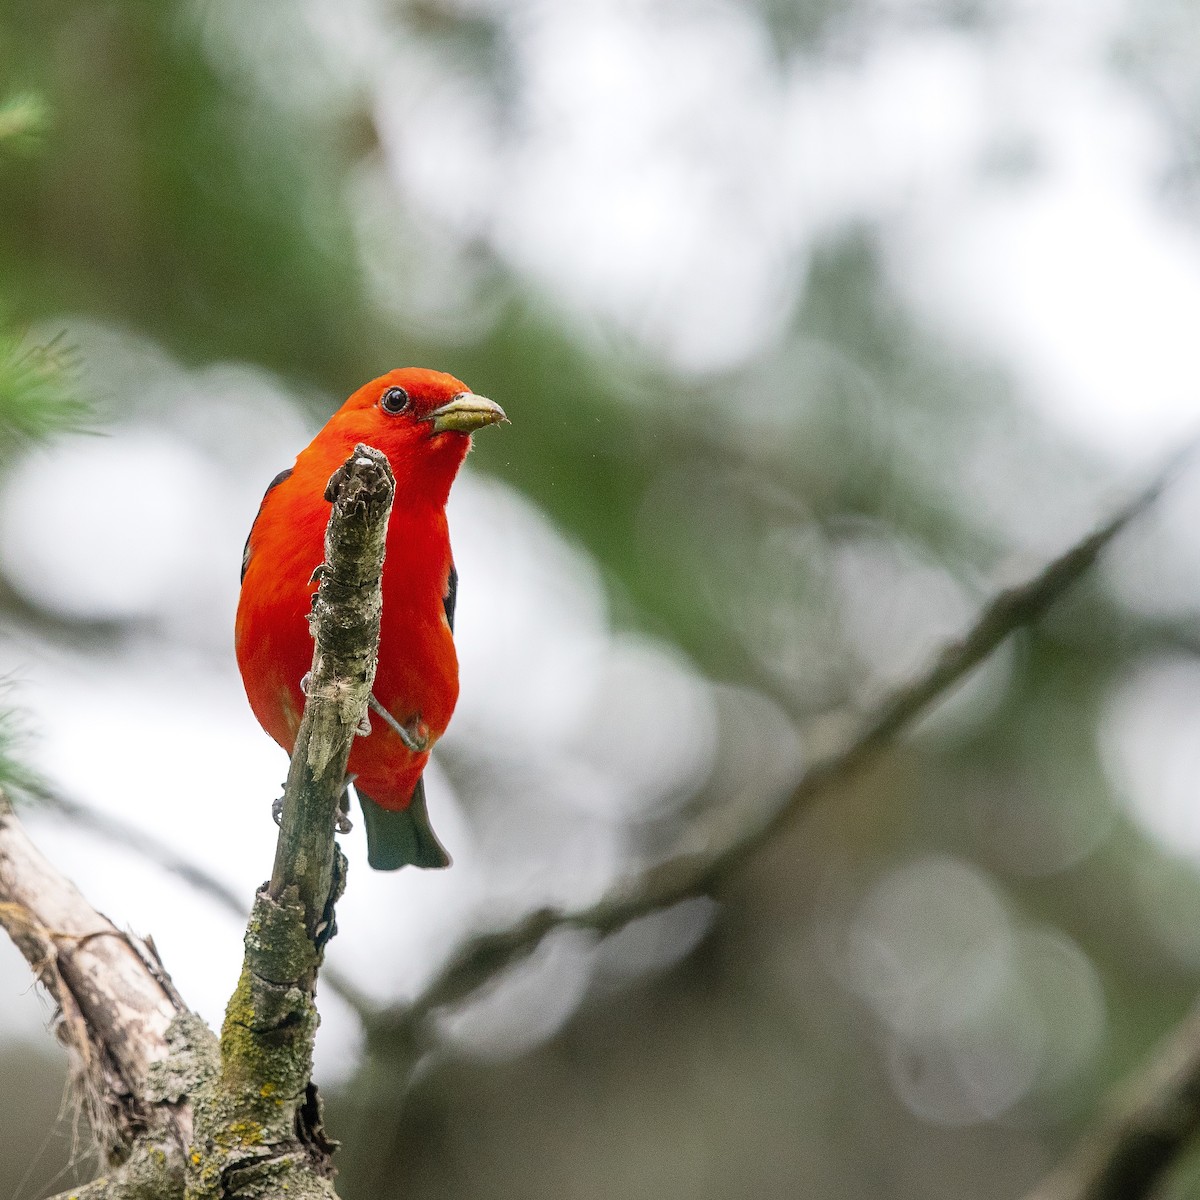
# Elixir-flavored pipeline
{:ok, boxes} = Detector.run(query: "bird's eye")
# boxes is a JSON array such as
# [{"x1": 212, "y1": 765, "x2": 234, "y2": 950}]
[{"x1": 380, "y1": 386, "x2": 410, "y2": 414}]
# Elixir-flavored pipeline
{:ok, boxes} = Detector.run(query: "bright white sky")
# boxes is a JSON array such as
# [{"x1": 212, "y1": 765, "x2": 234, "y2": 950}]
[
  {"x1": 3, "y1": 0, "x2": 1200, "y2": 1099},
  {"x1": 364, "y1": 0, "x2": 1200, "y2": 458}
]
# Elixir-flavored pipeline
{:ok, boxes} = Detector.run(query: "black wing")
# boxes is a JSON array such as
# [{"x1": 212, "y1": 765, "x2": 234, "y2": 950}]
[
  {"x1": 240, "y1": 467, "x2": 293, "y2": 582},
  {"x1": 443, "y1": 562, "x2": 458, "y2": 633}
]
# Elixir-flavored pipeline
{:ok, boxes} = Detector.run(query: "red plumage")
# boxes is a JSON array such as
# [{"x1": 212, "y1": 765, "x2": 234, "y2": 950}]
[{"x1": 235, "y1": 368, "x2": 505, "y2": 868}]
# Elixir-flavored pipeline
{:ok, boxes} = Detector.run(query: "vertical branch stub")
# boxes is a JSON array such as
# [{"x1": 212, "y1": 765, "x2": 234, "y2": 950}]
[
  {"x1": 214, "y1": 444, "x2": 392, "y2": 1196},
  {"x1": 267, "y1": 443, "x2": 394, "y2": 939}
]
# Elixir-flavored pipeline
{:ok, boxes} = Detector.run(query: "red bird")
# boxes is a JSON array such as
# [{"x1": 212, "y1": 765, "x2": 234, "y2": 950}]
[{"x1": 235, "y1": 369, "x2": 506, "y2": 869}]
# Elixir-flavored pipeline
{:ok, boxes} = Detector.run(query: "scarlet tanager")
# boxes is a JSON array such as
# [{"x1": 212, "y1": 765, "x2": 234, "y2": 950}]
[{"x1": 235, "y1": 369, "x2": 506, "y2": 870}]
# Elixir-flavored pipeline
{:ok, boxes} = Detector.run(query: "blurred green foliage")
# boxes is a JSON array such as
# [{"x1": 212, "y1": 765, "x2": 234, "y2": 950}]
[
  {"x1": 0, "y1": 92, "x2": 48, "y2": 156},
  {"x1": 0, "y1": 88, "x2": 84, "y2": 455}
]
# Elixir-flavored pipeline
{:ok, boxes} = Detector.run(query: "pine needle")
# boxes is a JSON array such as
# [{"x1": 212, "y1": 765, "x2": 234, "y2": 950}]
[{"x1": 0, "y1": 332, "x2": 89, "y2": 449}]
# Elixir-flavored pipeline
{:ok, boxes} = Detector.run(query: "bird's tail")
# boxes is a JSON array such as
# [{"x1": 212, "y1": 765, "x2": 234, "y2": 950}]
[{"x1": 357, "y1": 777, "x2": 452, "y2": 871}]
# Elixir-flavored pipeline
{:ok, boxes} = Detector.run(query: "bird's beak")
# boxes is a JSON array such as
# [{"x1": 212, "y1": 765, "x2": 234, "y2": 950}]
[{"x1": 428, "y1": 392, "x2": 508, "y2": 435}]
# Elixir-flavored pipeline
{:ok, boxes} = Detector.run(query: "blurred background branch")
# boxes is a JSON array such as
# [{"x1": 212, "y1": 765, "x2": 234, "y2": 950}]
[
  {"x1": 30, "y1": 785, "x2": 378, "y2": 1024},
  {"x1": 20, "y1": 441, "x2": 1189, "y2": 1200},
  {"x1": 377, "y1": 451, "x2": 1180, "y2": 1043},
  {"x1": 1028, "y1": 998, "x2": 1200, "y2": 1200},
  {"x1": 0, "y1": 93, "x2": 48, "y2": 157}
]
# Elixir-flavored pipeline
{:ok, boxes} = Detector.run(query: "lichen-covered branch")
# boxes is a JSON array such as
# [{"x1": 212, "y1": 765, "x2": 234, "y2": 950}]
[
  {"x1": 267, "y1": 444, "x2": 393, "y2": 935},
  {"x1": 371, "y1": 453, "x2": 1180, "y2": 1042},
  {"x1": 40, "y1": 1139, "x2": 187, "y2": 1200},
  {"x1": 204, "y1": 443, "x2": 395, "y2": 1199}
]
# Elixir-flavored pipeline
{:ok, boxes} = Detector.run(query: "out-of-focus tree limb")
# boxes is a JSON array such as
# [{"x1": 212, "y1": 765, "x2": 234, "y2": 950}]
[
  {"x1": 369, "y1": 448, "x2": 1186, "y2": 1041},
  {"x1": 33, "y1": 446, "x2": 1178, "y2": 1058},
  {"x1": 0, "y1": 91, "x2": 48, "y2": 152},
  {"x1": 35, "y1": 787, "x2": 247, "y2": 917},
  {"x1": 31, "y1": 786, "x2": 377, "y2": 1023},
  {"x1": 1025, "y1": 1000, "x2": 1200, "y2": 1200}
]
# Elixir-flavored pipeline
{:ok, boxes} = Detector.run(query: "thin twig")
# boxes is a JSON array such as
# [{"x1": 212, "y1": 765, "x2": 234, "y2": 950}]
[{"x1": 370, "y1": 449, "x2": 1184, "y2": 1039}]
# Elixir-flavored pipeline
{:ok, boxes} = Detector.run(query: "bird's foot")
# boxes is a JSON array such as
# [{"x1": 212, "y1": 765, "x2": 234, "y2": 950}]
[
  {"x1": 368, "y1": 694, "x2": 430, "y2": 753},
  {"x1": 274, "y1": 778, "x2": 355, "y2": 833},
  {"x1": 335, "y1": 774, "x2": 355, "y2": 834},
  {"x1": 299, "y1": 671, "x2": 311, "y2": 695}
]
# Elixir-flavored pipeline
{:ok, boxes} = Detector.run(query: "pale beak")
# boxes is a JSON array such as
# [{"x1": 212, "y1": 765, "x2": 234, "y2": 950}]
[{"x1": 428, "y1": 392, "x2": 508, "y2": 435}]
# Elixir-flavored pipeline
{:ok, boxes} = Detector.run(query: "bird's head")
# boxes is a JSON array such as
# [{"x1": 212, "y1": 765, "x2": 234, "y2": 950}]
[{"x1": 326, "y1": 368, "x2": 507, "y2": 503}]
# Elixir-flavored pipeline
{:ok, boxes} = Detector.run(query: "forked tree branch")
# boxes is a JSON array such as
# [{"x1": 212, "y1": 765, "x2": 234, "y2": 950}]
[{"x1": 0, "y1": 443, "x2": 395, "y2": 1200}]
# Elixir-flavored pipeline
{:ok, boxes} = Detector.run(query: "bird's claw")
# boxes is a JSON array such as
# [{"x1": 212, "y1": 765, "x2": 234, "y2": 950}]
[
  {"x1": 336, "y1": 775, "x2": 355, "y2": 834},
  {"x1": 299, "y1": 671, "x2": 312, "y2": 696},
  {"x1": 368, "y1": 694, "x2": 429, "y2": 752},
  {"x1": 274, "y1": 776, "x2": 355, "y2": 833}
]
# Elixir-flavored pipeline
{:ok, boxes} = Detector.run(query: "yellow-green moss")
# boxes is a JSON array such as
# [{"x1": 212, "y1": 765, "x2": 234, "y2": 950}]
[{"x1": 219, "y1": 962, "x2": 318, "y2": 1108}]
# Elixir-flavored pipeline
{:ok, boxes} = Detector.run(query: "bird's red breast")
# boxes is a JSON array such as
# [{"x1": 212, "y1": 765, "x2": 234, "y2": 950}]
[{"x1": 235, "y1": 369, "x2": 503, "y2": 820}]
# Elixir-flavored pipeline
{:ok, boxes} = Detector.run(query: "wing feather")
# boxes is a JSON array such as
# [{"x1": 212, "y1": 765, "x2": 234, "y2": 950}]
[
  {"x1": 443, "y1": 561, "x2": 458, "y2": 633},
  {"x1": 240, "y1": 467, "x2": 294, "y2": 582}
]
